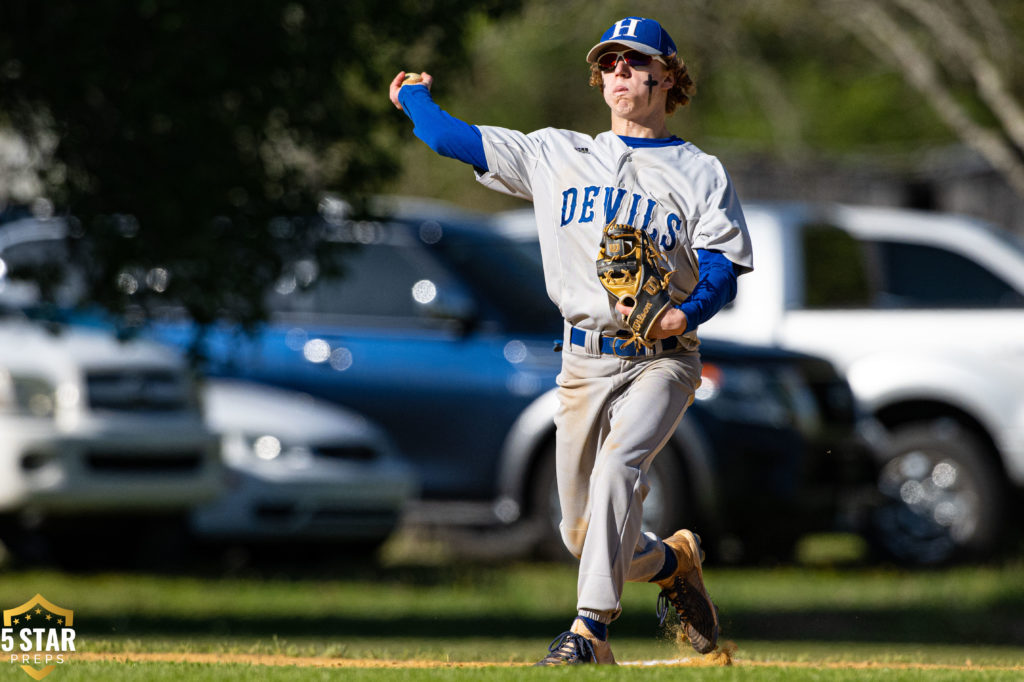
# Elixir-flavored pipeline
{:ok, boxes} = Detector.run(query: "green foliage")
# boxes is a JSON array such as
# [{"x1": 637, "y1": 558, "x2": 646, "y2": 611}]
[{"x1": 0, "y1": 0, "x2": 521, "y2": 325}]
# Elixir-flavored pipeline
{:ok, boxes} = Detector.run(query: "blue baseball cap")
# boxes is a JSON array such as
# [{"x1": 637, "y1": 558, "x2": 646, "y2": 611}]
[{"x1": 586, "y1": 16, "x2": 677, "y2": 63}]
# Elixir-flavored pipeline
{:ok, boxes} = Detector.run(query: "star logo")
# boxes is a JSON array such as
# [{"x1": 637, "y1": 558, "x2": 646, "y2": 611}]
[{"x1": 2, "y1": 594, "x2": 76, "y2": 680}]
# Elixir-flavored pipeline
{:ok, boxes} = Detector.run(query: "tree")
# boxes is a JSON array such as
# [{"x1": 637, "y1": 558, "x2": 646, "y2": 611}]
[
  {"x1": 822, "y1": 0, "x2": 1024, "y2": 197},
  {"x1": 0, "y1": 0, "x2": 520, "y2": 326}
]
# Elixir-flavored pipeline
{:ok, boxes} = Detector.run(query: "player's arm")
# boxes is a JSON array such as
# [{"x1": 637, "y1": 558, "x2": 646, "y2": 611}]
[
  {"x1": 616, "y1": 249, "x2": 738, "y2": 338},
  {"x1": 388, "y1": 71, "x2": 488, "y2": 172},
  {"x1": 672, "y1": 249, "x2": 739, "y2": 333}
]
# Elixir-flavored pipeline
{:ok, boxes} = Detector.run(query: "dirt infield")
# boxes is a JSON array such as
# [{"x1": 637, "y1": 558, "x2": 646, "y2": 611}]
[{"x1": 71, "y1": 651, "x2": 1024, "y2": 672}]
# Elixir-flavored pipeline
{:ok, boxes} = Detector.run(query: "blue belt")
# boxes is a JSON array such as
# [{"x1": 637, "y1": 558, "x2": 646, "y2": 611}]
[{"x1": 568, "y1": 326, "x2": 680, "y2": 357}]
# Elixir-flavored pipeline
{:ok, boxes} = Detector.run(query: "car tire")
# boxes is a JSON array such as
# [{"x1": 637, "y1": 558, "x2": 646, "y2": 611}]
[
  {"x1": 867, "y1": 419, "x2": 1005, "y2": 565},
  {"x1": 528, "y1": 443, "x2": 689, "y2": 562}
]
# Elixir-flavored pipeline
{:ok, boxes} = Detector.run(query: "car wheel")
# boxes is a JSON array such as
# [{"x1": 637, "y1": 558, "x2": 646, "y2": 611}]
[
  {"x1": 867, "y1": 419, "x2": 1005, "y2": 565},
  {"x1": 529, "y1": 444, "x2": 688, "y2": 561}
]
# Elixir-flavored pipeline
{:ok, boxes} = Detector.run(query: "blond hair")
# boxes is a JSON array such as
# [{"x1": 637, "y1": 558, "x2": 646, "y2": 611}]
[{"x1": 589, "y1": 53, "x2": 696, "y2": 114}]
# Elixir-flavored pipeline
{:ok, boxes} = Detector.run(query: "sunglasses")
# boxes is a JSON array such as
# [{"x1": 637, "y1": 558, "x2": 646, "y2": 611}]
[{"x1": 596, "y1": 49, "x2": 667, "y2": 72}]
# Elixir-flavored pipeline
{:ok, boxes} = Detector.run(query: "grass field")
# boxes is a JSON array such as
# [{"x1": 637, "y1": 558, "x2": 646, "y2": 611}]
[{"x1": 1, "y1": 534, "x2": 1023, "y2": 680}]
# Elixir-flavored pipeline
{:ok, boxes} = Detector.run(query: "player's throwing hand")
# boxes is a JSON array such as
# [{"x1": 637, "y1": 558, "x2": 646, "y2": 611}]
[{"x1": 389, "y1": 71, "x2": 433, "y2": 111}]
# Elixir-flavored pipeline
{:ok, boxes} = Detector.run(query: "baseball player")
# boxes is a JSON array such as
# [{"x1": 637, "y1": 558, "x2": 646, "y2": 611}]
[{"x1": 389, "y1": 16, "x2": 752, "y2": 665}]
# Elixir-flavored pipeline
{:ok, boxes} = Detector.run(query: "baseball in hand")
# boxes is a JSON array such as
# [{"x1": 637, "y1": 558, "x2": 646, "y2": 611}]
[{"x1": 402, "y1": 72, "x2": 423, "y2": 86}]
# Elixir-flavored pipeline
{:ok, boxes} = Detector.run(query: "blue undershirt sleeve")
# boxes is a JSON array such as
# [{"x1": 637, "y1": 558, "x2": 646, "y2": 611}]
[
  {"x1": 398, "y1": 84, "x2": 488, "y2": 172},
  {"x1": 675, "y1": 249, "x2": 739, "y2": 333}
]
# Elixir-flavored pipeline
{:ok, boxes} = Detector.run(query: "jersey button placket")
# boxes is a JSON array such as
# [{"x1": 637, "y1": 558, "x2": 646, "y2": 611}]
[{"x1": 613, "y1": 151, "x2": 637, "y2": 221}]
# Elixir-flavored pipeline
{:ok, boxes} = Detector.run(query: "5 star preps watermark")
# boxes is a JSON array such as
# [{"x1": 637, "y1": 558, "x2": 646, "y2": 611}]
[{"x1": 2, "y1": 594, "x2": 76, "y2": 680}]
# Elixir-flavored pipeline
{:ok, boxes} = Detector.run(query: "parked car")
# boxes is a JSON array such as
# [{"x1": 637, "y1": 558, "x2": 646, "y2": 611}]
[
  {"x1": 683, "y1": 201, "x2": 1024, "y2": 564},
  {"x1": 0, "y1": 313, "x2": 222, "y2": 516},
  {"x1": 195, "y1": 378, "x2": 417, "y2": 549},
  {"x1": 141, "y1": 197, "x2": 876, "y2": 563},
  {"x1": 0, "y1": 313, "x2": 224, "y2": 564},
  {"x1": 0, "y1": 216, "x2": 225, "y2": 564}
]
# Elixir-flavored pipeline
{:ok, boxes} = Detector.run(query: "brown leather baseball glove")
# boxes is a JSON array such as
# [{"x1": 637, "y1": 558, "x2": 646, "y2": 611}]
[{"x1": 595, "y1": 223, "x2": 676, "y2": 349}]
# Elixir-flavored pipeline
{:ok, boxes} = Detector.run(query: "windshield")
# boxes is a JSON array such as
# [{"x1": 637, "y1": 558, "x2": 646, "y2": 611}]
[{"x1": 428, "y1": 229, "x2": 561, "y2": 334}]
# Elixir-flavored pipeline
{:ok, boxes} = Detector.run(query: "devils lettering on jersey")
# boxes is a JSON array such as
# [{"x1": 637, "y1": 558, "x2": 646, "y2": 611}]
[{"x1": 560, "y1": 185, "x2": 682, "y2": 251}]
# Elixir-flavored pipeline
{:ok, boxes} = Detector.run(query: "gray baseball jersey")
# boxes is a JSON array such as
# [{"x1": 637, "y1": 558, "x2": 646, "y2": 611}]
[{"x1": 475, "y1": 126, "x2": 753, "y2": 346}]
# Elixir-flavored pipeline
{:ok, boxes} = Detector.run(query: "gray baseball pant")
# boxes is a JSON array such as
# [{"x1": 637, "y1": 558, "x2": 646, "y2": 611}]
[{"x1": 555, "y1": 334, "x2": 701, "y2": 624}]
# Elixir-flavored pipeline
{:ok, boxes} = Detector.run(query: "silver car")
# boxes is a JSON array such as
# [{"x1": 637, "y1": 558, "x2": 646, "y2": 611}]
[{"x1": 195, "y1": 379, "x2": 418, "y2": 547}]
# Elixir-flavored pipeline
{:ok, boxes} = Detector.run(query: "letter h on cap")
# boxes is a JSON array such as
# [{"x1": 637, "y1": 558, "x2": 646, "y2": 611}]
[{"x1": 612, "y1": 17, "x2": 642, "y2": 38}]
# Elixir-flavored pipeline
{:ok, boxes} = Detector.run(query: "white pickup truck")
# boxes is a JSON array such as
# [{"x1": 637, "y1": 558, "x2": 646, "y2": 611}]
[
  {"x1": 700, "y1": 202, "x2": 1024, "y2": 564},
  {"x1": 0, "y1": 217, "x2": 223, "y2": 564}
]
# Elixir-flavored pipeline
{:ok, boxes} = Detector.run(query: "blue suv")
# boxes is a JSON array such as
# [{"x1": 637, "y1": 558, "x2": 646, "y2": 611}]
[{"x1": 147, "y1": 197, "x2": 876, "y2": 562}]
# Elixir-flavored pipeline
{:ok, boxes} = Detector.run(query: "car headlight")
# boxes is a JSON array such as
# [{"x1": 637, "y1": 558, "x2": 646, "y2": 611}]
[
  {"x1": 252, "y1": 435, "x2": 283, "y2": 460},
  {"x1": 222, "y1": 432, "x2": 284, "y2": 461},
  {"x1": 695, "y1": 362, "x2": 819, "y2": 430},
  {"x1": 239, "y1": 434, "x2": 313, "y2": 469},
  {"x1": 0, "y1": 369, "x2": 58, "y2": 417}
]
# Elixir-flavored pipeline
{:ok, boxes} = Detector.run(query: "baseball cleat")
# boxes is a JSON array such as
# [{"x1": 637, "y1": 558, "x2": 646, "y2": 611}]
[
  {"x1": 655, "y1": 529, "x2": 720, "y2": 654},
  {"x1": 533, "y1": 618, "x2": 616, "y2": 665}
]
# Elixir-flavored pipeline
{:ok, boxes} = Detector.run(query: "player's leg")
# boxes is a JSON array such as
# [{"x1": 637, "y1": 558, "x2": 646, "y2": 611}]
[
  {"x1": 574, "y1": 353, "x2": 700, "y2": 618},
  {"x1": 625, "y1": 355, "x2": 720, "y2": 654},
  {"x1": 551, "y1": 356, "x2": 614, "y2": 562},
  {"x1": 577, "y1": 352, "x2": 720, "y2": 654},
  {"x1": 535, "y1": 351, "x2": 620, "y2": 665}
]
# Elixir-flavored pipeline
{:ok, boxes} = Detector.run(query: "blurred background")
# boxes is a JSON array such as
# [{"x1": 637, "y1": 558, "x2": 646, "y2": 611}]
[{"x1": 0, "y1": 0, "x2": 1023, "y2": 573}]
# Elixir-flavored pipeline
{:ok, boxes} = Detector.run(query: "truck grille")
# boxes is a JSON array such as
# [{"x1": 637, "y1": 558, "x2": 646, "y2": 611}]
[{"x1": 85, "y1": 369, "x2": 189, "y2": 411}]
